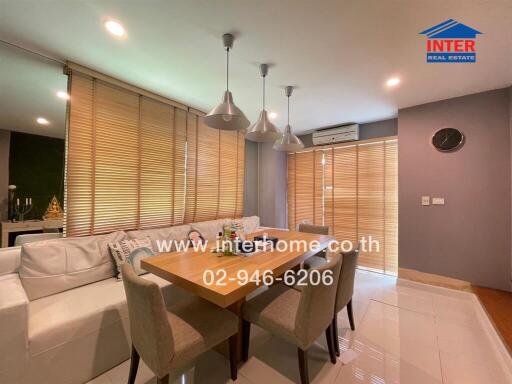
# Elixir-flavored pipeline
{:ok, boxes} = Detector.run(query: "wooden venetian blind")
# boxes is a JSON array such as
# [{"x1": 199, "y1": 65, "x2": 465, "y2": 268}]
[
  {"x1": 287, "y1": 137, "x2": 398, "y2": 275},
  {"x1": 65, "y1": 68, "x2": 243, "y2": 236},
  {"x1": 184, "y1": 114, "x2": 244, "y2": 223}
]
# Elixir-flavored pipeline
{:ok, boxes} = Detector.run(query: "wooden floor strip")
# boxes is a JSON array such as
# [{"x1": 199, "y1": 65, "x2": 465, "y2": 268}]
[{"x1": 472, "y1": 285, "x2": 512, "y2": 355}]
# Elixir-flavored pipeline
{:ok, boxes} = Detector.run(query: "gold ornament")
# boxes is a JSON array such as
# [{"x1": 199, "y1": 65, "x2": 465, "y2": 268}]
[{"x1": 43, "y1": 195, "x2": 64, "y2": 220}]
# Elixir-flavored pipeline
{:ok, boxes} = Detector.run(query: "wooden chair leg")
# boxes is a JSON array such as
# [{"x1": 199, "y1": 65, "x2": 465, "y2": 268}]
[
  {"x1": 242, "y1": 319, "x2": 251, "y2": 362},
  {"x1": 325, "y1": 324, "x2": 337, "y2": 364},
  {"x1": 127, "y1": 344, "x2": 140, "y2": 384},
  {"x1": 157, "y1": 374, "x2": 169, "y2": 384},
  {"x1": 332, "y1": 313, "x2": 340, "y2": 357},
  {"x1": 297, "y1": 348, "x2": 309, "y2": 384},
  {"x1": 228, "y1": 334, "x2": 238, "y2": 381},
  {"x1": 347, "y1": 299, "x2": 355, "y2": 331}
]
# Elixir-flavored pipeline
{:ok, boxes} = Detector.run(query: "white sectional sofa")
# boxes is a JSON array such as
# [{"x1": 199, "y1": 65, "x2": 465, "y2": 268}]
[{"x1": 0, "y1": 216, "x2": 260, "y2": 384}]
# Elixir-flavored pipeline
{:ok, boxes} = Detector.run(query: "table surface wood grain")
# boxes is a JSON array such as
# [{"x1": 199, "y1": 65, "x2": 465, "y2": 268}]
[{"x1": 142, "y1": 229, "x2": 333, "y2": 308}]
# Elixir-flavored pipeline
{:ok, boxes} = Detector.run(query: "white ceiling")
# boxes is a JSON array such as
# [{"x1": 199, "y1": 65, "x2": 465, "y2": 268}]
[{"x1": 0, "y1": 0, "x2": 511, "y2": 135}]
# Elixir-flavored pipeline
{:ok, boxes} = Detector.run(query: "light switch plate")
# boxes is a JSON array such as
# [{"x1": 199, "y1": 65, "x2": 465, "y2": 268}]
[
  {"x1": 432, "y1": 197, "x2": 445, "y2": 205},
  {"x1": 421, "y1": 196, "x2": 430, "y2": 206}
]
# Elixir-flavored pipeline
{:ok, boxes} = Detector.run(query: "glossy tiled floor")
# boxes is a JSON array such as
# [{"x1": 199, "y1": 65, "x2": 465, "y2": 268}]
[{"x1": 88, "y1": 270, "x2": 512, "y2": 384}]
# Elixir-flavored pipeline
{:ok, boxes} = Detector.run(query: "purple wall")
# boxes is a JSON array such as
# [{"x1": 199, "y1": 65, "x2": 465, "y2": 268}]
[{"x1": 399, "y1": 88, "x2": 512, "y2": 291}]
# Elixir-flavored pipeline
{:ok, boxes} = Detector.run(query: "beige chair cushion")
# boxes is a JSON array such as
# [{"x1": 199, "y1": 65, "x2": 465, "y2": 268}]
[
  {"x1": 244, "y1": 253, "x2": 342, "y2": 350},
  {"x1": 166, "y1": 296, "x2": 238, "y2": 369},
  {"x1": 28, "y1": 274, "x2": 187, "y2": 357},
  {"x1": 335, "y1": 248, "x2": 359, "y2": 313},
  {"x1": 243, "y1": 284, "x2": 301, "y2": 346},
  {"x1": 127, "y1": 224, "x2": 191, "y2": 252},
  {"x1": 303, "y1": 255, "x2": 327, "y2": 269},
  {"x1": 295, "y1": 253, "x2": 341, "y2": 348},
  {"x1": 19, "y1": 231, "x2": 126, "y2": 300},
  {"x1": 298, "y1": 224, "x2": 329, "y2": 262},
  {"x1": 122, "y1": 265, "x2": 237, "y2": 377},
  {"x1": 297, "y1": 223, "x2": 329, "y2": 235}
]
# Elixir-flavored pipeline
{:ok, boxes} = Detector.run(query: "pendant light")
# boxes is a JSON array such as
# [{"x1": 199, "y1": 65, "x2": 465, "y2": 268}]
[
  {"x1": 204, "y1": 33, "x2": 250, "y2": 131},
  {"x1": 245, "y1": 64, "x2": 280, "y2": 142},
  {"x1": 273, "y1": 86, "x2": 304, "y2": 151}
]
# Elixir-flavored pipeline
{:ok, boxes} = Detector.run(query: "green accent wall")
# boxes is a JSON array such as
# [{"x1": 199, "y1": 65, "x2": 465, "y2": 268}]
[{"x1": 9, "y1": 132, "x2": 64, "y2": 220}]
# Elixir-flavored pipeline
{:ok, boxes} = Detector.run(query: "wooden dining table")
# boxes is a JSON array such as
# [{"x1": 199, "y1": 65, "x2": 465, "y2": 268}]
[{"x1": 141, "y1": 228, "x2": 333, "y2": 362}]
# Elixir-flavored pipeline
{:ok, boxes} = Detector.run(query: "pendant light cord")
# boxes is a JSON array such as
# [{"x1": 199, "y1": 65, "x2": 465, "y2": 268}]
[
  {"x1": 226, "y1": 48, "x2": 230, "y2": 91},
  {"x1": 262, "y1": 75, "x2": 266, "y2": 110},
  {"x1": 287, "y1": 95, "x2": 290, "y2": 126}
]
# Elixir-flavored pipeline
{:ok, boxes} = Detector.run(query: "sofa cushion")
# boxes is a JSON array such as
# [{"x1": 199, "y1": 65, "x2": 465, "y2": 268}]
[
  {"x1": 19, "y1": 231, "x2": 126, "y2": 300},
  {"x1": 108, "y1": 238, "x2": 154, "y2": 278},
  {"x1": 0, "y1": 246, "x2": 21, "y2": 276},
  {"x1": 28, "y1": 274, "x2": 189, "y2": 357},
  {"x1": 127, "y1": 224, "x2": 191, "y2": 252}
]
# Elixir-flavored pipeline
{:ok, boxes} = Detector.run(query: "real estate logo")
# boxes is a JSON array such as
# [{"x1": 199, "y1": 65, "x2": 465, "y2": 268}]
[{"x1": 420, "y1": 19, "x2": 482, "y2": 63}]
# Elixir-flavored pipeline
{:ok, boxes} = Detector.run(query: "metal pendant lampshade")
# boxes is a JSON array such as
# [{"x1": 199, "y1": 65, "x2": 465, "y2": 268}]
[
  {"x1": 204, "y1": 33, "x2": 250, "y2": 131},
  {"x1": 245, "y1": 64, "x2": 280, "y2": 142},
  {"x1": 273, "y1": 86, "x2": 304, "y2": 152}
]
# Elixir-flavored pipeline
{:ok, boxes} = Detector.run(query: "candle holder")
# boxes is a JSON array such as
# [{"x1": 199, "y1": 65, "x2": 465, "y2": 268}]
[{"x1": 15, "y1": 199, "x2": 33, "y2": 222}]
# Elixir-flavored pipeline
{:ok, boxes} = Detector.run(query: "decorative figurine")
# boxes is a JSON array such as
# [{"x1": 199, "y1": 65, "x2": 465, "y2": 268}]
[{"x1": 43, "y1": 195, "x2": 64, "y2": 220}]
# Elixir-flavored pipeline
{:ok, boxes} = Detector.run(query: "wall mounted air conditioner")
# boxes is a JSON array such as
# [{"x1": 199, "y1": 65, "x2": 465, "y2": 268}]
[{"x1": 312, "y1": 124, "x2": 359, "y2": 146}]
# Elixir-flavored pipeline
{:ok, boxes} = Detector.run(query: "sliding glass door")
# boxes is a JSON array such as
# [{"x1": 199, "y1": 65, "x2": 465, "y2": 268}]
[{"x1": 287, "y1": 137, "x2": 398, "y2": 275}]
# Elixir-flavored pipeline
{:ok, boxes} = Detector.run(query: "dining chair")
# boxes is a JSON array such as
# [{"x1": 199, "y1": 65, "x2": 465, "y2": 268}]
[
  {"x1": 331, "y1": 247, "x2": 359, "y2": 356},
  {"x1": 121, "y1": 264, "x2": 239, "y2": 384},
  {"x1": 294, "y1": 246, "x2": 359, "y2": 358},
  {"x1": 297, "y1": 223, "x2": 329, "y2": 236},
  {"x1": 298, "y1": 223, "x2": 329, "y2": 266},
  {"x1": 242, "y1": 253, "x2": 342, "y2": 384}
]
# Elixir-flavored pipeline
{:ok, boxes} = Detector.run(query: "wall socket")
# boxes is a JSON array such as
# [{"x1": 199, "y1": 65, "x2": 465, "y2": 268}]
[
  {"x1": 432, "y1": 197, "x2": 445, "y2": 205},
  {"x1": 421, "y1": 196, "x2": 430, "y2": 206}
]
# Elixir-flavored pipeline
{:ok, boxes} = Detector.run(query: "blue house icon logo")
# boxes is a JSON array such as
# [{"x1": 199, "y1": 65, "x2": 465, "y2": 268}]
[{"x1": 420, "y1": 19, "x2": 482, "y2": 63}]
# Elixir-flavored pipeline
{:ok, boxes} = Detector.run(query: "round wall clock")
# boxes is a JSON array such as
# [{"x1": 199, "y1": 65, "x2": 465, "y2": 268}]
[{"x1": 432, "y1": 128, "x2": 464, "y2": 152}]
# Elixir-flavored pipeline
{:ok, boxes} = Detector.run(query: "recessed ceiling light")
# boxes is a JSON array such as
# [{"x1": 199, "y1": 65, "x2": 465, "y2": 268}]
[
  {"x1": 36, "y1": 117, "x2": 50, "y2": 125},
  {"x1": 105, "y1": 20, "x2": 126, "y2": 37},
  {"x1": 269, "y1": 112, "x2": 277, "y2": 119},
  {"x1": 56, "y1": 91, "x2": 69, "y2": 100},
  {"x1": 386, "y1": 77, "x2": 401, "y2": 87}
]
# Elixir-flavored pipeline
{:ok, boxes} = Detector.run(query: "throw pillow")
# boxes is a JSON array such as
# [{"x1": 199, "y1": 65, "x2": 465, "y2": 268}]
[
  {"x1": 187, "y1": 229, "x2": 205, "y2": 248},
  {"x1": 108, "y1": 237, "x2": 154, "y2": 279},
  {"x1": 127, "y1": 246, "x2": 155, "y2": 276}
]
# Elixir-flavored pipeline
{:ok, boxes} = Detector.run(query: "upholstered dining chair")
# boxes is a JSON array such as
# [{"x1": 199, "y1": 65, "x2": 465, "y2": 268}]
[
  {"x1": 242, "y1": 253, "x2": 342, "y2": 384},
  {"x1": 331, "y1": 247, "x2": 359, "y2": 356},
  {"x1": 298, "y1": 223, "x2": 329, "y2": 266},
  {"x1": 121, "y1": 264, "x2": 239, "y2": 384},
  {"x1": 294, "y1": 246, "x2": 359, "y2": 358},
  {"x1": 297, "y1": 223, "x2": 329, "y2": 236}
]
